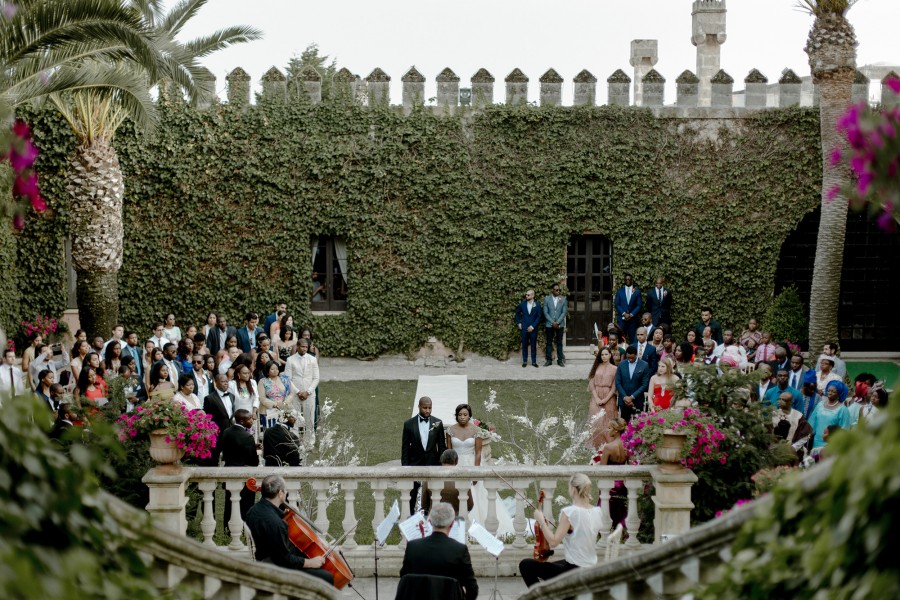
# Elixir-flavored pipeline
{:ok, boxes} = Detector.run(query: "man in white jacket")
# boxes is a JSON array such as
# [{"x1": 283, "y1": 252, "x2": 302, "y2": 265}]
[{"x1": 284, "y1": 338, "x2": 319, "y2": 445}]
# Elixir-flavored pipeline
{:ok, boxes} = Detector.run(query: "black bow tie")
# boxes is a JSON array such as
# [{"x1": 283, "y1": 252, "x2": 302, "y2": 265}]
[{"x1": 419, "y1": 417, "x2": 429, "y2": 423}]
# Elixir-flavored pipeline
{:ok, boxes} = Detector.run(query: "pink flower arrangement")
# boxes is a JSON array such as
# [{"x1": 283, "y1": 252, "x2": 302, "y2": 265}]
[
  {"x1": 715, "y1": 498, "x2": 753, "y2": 518},
  {"x1": 117, "y1": 400, "x2": 219, "y2": 460},
  {"x1": 614, "y1": 407, "x2": 729, "y2": 469},
  {"x1": 2, "y1": 119, "x2": 46, "y2": 229},
  {"x1": 21, "y1": 315, "x2": 58, "y2": 338}
]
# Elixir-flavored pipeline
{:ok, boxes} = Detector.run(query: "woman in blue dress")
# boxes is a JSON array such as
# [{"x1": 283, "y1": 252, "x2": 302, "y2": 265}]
[{"x1": 809, "y1": 380, "x2": 851, "y2": 449}]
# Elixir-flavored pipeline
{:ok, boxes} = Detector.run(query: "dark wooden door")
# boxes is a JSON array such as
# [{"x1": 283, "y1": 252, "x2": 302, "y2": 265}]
[{"x1": 566, "y1": 235, "x2": 613, "y2": 345}]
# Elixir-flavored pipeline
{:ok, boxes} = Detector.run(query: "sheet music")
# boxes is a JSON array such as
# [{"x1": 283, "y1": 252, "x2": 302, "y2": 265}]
[
  {"x1": 468, "y1": 522, "x2": 504, "y2": 557},
  {"x1": 448, "y1": 517, "x2": 466, "y2": 545},
  {"x1": 375, "y1": 500, "x2": 400, "y2": 545},
  {"x1": 398, "y1": 512, "x2": 432, "y2": 541}
]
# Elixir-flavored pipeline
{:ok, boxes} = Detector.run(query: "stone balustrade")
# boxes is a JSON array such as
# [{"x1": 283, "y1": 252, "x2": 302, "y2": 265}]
[{"x1": 144, "y1": 464, "x2": 696, "y2": 577}]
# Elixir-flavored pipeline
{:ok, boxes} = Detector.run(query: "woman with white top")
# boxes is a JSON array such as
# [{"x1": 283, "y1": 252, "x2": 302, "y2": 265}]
[
  {"x1": 162, "y1": 313, "x2": 182, "y2": 343},
  {"x1": 173, "y1": 374, "x2": 202, "y2": 411},
  {"x1": 519, "y1": 473, "x2": 604, "y2": 587},
  {"x1": 228, "y1": 363, "x2": 259, "y2": 415}
]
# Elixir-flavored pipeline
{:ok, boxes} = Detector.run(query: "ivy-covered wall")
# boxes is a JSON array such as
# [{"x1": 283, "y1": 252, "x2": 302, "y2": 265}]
[{"x1": 12, "y1": 102, "x2": 821, "y2": 357}]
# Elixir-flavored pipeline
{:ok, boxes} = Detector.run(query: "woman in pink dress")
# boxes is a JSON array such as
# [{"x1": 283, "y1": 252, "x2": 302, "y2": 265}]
[{"x1": 587, "y1": 347, "x2": 618, "y2": 448}]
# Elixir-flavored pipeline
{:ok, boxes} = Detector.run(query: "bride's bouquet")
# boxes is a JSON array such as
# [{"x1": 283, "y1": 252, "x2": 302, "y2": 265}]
[{"x1": 472, "y1": 418, "x2": 501, "y2": 443}]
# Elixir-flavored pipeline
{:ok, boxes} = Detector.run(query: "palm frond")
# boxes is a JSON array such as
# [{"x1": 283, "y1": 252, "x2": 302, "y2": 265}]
[
  {"x1": 182, "y1": 25, "x2": 264, "y2": 59},
  {"x1": 159, "y1": 0, "x2": 207, "y2": 38},
  {"x1": 795, "y1": 0, "x2": 858, "y2": 16},
  {"x1": 129, "y1": 0, "x2": 165, "y2": 27}
]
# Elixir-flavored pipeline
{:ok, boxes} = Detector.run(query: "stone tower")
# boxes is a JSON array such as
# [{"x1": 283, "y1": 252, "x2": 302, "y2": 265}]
[{"x1": 691, "y1": 0, "x2": 727, "y2": 107}]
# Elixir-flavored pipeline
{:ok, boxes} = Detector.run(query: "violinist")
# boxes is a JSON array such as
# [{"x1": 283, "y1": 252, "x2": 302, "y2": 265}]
[
  {"x1": 519, "y1": 473, "x2": 603, "y2": 587},
  {"x1": 244, "y1": 475, "x2": 334, "y2": 586}
]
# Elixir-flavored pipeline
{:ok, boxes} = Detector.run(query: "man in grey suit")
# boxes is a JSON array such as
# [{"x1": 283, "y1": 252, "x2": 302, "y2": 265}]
[
  {"x1": 615, "y1": 345, "x2": 651, "y2": 423},
  {"x1": 543, "y1": 283, "x2": 567, "y2": 367}
]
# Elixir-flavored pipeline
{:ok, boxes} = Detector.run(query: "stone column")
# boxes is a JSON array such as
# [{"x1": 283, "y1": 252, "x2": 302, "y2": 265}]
[
  {"x1": 651, "y1": 430, "x2": 698, "y2": 544},
  {"x1": 471, "y1": 68, "x2": 495, "y2": 107},
  {"x1": 778, "y1": 69, "x2": 802, "y2": 107},
  {"x1": 607, "y1": 69, "x2": 631, "y2": 106},
  {"x1": 881, "y1": 71, "x2": 899, "y2": 107},
  {"x1": 642, "y1": 69, "x2": 665, "y2": 107},
  {"x1": 296, "y1": 65, "x2": 322, "y2": 104},
  {"x1": 261, "y1": 66, "x2": 286, "y2": 102},
  {"x1": 197, "y1": 75, "x2": 216, "y2": 110},
  {"x1": 676, "y1": 70, "x2": 700, "y2": 107},
  {"x1": 539, "y1": 68, "x2": 563, "y2": 106},
  {"x1": 573, "y1": 69, "x2": 597, "y2": 106},
  {"x1": 401, "y1": 66, "x2": 425, "y2": 114},
  {"x1": 366, "y1": 68, "x2": 391, "y2": 106},
  {"x1": 332, "y1": 67, "x2": 356, "y2": 101},
  {"x1": 436, "y1": 67, "x2": 460, "y2": 111},
  {"x1": 710, "y1": 69, "x2": 734, "y2": 107},
  {"x1": 505, "y1": 68, "x2": 529, "y2": 106},
  {"x1": 142, "y1": 466, "x2": 191, "y2": 535},
  {"x1": 852, "y1": 70, "x2": 869, "y2": 104},
  {"x1": 744, "y1": 69, "x2": 768, "y2": 109},
  {"x1": 630, "y1": 39, "x2": 658, "y2": 106},
  {"x1": 691, "y1": 0, "x2": 727, "y2": 107},
  {"x1": 225, "y1": 67, "x2": 251, "y2": 106}
]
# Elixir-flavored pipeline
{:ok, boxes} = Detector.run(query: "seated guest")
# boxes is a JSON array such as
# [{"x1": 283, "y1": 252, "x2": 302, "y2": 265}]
[
  {"x1": 148, "y1": 361, "x2": 176, "y2": 400},
  {"x1": 739, "y1": 319, "x2": 762, "y2": 352},
  {"x1": 817, "y1": 341, "x2": 847, "y2": 379},
  {"x1": 49, "y1": 402, "x2": 80, "y2": 448},
  {"x1": 244, "y1": 475, "x2": 333, "y2": 585},
  {"x1": 519, "y1": 473, "x2": 603, "y2": 588},
  {"x1": 815, "y1": 354, "x2": 841, "y2": 395},
  {"x1": 173, "y1": 374, "x2": 202, "y2": 411},
  {"x1": 755, "y1": 364, "x2": 774, "y2": 402},
  {"x1": 263, "y1": 410, "x2": 303, "y2": 466},
  {"x1": 754, "y1": 332, "x2": 777, "y2": 364},
  {"x1": 763, "y1": 368, "x2": 804, "y2": 411},
  {"x1": 439, "y1": 449, "x2": 462, "y2": 514},
  {"x1": 400, "y1": 502, "x2": 477, "y2": 599},
  {"x1": 772, "y1": 391, "x2": 812, "y2": 446}
]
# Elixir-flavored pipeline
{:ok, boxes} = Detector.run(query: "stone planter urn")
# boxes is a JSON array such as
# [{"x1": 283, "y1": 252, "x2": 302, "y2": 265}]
[
  {"x1": 149, "y1": 428, "x2": 184, "y2": 464},
  {"x1": 481, "y1": 439, "x2": 492, "y2": 465},
  {"x1": 656, "y1": 429, "x2": 688, "y2": 472}
]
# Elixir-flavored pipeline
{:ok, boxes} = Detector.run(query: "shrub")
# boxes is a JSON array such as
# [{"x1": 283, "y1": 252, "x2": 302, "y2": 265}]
[{"x1": 764, "y1": 285, "x2": 808, "y2": 348}]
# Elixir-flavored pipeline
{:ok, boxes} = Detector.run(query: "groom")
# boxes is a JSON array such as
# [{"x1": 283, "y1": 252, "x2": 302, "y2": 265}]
[{"x1": 401, "y1": 397, "x2": 447, "y2": 514}]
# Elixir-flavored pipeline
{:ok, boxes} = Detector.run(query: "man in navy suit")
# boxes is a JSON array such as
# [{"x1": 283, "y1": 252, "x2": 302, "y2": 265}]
[
  {"x1": 645, "y1": 276, "x2": 672, "y2": 327},
  {"x1": 515, "y1": 289, "x2": 542, "y2": 368},
  {"x1": 263, "y1": 302, "x2": 286, "y2": 337},
  {"x1": 614, "y1": 273, "x2": 642, "y2": 344},
  {"x1": 615, "y1": 346, "x2": 651, "y2": 422},
  {"x1": 236, "y1": 312, "x2": 264, "y2": 353},
  {"x1": 635, "y1": 327, "x2": 659, "y2": 374}
]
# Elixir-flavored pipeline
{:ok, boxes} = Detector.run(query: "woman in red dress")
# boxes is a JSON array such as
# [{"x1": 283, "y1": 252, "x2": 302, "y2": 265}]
[{"x1": 648, "y1": 358, "x2": 677, "y2": 411}]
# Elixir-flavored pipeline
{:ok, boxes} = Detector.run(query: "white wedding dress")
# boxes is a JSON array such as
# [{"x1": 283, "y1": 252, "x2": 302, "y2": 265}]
[{"x1": 450, "y1": 434, "x2": 515, "y2": 538}]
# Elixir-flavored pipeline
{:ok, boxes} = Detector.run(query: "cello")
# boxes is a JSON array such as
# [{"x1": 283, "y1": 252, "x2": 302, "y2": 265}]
[{"x1": 246, "y1": 477, "x2": 356, "y2": 590}]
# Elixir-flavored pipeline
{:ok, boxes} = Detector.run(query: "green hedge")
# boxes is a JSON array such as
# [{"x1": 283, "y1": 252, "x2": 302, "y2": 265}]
[{"x1": 14, "y1": 101, "x2": 821, "y2": 357}]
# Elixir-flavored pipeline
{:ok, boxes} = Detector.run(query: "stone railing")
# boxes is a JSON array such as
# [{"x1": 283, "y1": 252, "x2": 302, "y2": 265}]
[
  {"x1": 143, "y1": 463, "x2": 697, "y2": 577},
  {"x1": 519, "y1": 458, "x2": 834, "y2": 600},
  {"x1": 102, "y1": 490, "x2": 337, "y2": 599}
]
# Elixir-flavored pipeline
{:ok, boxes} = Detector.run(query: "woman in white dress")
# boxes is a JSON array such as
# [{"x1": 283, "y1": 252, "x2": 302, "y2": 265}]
[{"x1": 446, "y1": 403, "x2": 515, "y2": 537}]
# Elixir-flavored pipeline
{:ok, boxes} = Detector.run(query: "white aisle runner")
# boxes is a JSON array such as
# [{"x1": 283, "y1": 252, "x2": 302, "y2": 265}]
[{"x1": 411, "y1": 375, "x2": 468, "y2": 424}]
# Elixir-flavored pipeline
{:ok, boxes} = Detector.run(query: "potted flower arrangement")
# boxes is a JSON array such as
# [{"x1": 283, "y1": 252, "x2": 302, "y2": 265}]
[
  {"x1": 117, "y1": 400, "x2": 218, "y2": 464},
  {"x1": 618, "y1": 408, "x2": 728, "y2": 469},
  {"x1": 472, "y1": 418, "x2": 500, "y2": 463}
]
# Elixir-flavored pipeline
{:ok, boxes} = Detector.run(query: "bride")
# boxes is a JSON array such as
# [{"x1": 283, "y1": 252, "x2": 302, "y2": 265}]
[{"x1": 446, "y1": 403, "x2": 515, "y2": 537}]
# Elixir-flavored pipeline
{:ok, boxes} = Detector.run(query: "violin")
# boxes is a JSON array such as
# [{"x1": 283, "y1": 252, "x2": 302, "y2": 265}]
[
  {"x1": 246, "y1": 478, "x2": 355, "y2": 589},
  {"x1": 533, "y1": 489, "x2": 554, "y2": 562}
]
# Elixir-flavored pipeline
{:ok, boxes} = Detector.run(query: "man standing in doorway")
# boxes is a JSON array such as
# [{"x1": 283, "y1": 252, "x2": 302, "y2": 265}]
[
  {"x1": 543, "y1": 283, "x2": 567, "y2": 367},
  {"x1": 516, "y1": 289, "x2": 542, "y2": 368},
  {"x1": 614, "y1": 273, "x2": 642, "y2": 344}
]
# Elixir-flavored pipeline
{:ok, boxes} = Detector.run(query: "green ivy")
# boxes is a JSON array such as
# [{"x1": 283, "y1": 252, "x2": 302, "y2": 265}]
[
  {"x1": 13, "y1": 101, "x2": 821, "y2": 357},
  {"x1": 763, "y1": 285, "x2": 808, "y2": 347}
]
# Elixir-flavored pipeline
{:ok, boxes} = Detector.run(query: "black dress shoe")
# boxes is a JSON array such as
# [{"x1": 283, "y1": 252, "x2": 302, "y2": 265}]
[
  {"x1": 522, "y1": 363, "x2": 527, "y2": 368},
  {"x1": 558, "y1": 360, "x2": 565, "y2": 367},
  {"x1": 532, "y1": 363, "x2": 539, "y2": 368},
  {"x1": 543, "y1": 361, "x2": 552, "y2": 367}
]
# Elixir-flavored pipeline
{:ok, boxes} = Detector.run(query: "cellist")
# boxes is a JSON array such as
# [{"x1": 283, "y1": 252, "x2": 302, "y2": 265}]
[
  {"x1": 244, "y1": 475, "x2": 334, "y2": 586},
  {"x1": 518, "y1": 473, "x2": 604, "y2": 587}
]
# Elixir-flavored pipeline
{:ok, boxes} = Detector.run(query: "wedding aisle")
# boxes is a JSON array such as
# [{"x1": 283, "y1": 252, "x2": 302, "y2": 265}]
[{"x1": 411, "y1": 375, "x2": 468, "y2": 424}]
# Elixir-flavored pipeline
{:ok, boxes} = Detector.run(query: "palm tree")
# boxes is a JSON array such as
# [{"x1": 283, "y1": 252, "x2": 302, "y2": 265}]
[
  {"x1": 51, "y1": 0, "x2": 261, "y2": 338},
  {"x1": 798, "y1": 0, "x2": 858, "y2": 355}
]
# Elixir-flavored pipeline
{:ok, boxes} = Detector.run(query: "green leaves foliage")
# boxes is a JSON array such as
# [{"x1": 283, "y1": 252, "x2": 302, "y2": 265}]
[
  {"x1": 14, "y1": 101, "x2": 821, "y2": 357},
  {"x1": 764, "y1": 285, "x2": 808, "y2": 347}
]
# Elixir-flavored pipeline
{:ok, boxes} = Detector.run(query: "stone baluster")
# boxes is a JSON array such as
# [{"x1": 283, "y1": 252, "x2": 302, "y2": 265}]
[
  {"x1": 642, "y1": 70, "x2": 666, "y2": 107},
  {"x1": 366, "y1": 68, "x2": 391, "y2": 106},
  {"x1": 456, "y1": 479, "x2": 472, "y2": 522},
  {"x1": 297, "y1": 65, "x2": 322, "y2": 104},
  {"x1": 539, "y1": 69, "x2": 563, "y2": 107},
  {"x1": 692, "y1": 0, "x2": 727, "y2": 106},
  {"x1": 142, "y1": 466, "x2": 190, "y2": 536},
  {"x1": 512, "y1": 480, "x2": 528, "y2": 548},
  {"x1": 778, "y1": 69, "x2": 802, "y2": 107},
  {"x1": 744, "y1": 69, "x2": 768, "y2": 109},
  {"x1": 436, "y1": 68, "x2": 460, "y2": 111},
  {"x1": 624, "y1": 479, "x2": 643, "y2": 550},
  {"x1": 573, "y1": 70, "x2": 597, "y2": 106},
  {"x1": 540, "y1": 479, "x2": 555, "y2": 522},
  {"x1": 851, "y1": 70, "x2": 869, "y2": 104},
  {"x1": 198, "y1": 480, "x2": 217, "y2": 546},
  {"x1": 710, "y1": 69, "x2": 734, "y2": 108},
  {"x1": 676, "y1": 70, "x2": 700, "y2": 107},
  {"x1": 882, "y1": 71, "x2": 900, "y2": 108},
  {"x1": 630, "y1": 39, "x2": 658, "y2": 106},
  {"x1": 483, "y1": 479, "x2": 500, "y2": 533},
  {"x1": 596, "y1": 479, "x2": 614, "y2": 534},
  {"x1": 341, "y1": 481, "x2": 358, "y2": 549},
  {"x1": 398, "y1": 482, "x2": 411, "y2": 551},
  {"x1": 371, "y1": 481, "x2": 386, "y2": 538},
  {"x1": 261, "y1": 66, "x2": 286, "y2": 101},
  {"x1": 286, "y1": 482, "x2": 303, "y2": 515},
  {"x1": 651, "y1": 430, "x2": 698, "y2": 544},
  {"x1": 607, "y1": 69, "x2": 631, "y2": 106},
  {"x1": 471, "y1": 68, "x2": 495, "y2": 107},
  {"x1": 505, "y1": 68, "x2": 529, "y2": 106},
  {"x1": 311, "y1": 480, "x2": 330, "y2": 534},
  {"x1": 401, "y1": 66, "x2": 425, "y2": 114},
  {"x1": 332, "y1": 67, "x2": 356, "y2": 101},
  {"x1": 225, "y1": 67, "x2": 251, "y2": 107},
  {"x1": 224, "y1": 479, "x2": 246, "y2": 550}
]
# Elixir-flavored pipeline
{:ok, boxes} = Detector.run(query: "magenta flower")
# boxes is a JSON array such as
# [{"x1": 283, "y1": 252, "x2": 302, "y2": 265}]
[
  {"x1": 829, "y1": 147, "x2": 842, "y2": 167},
  {"x1": 887, "y1": 77, "x2": 900, "y2": 94}
]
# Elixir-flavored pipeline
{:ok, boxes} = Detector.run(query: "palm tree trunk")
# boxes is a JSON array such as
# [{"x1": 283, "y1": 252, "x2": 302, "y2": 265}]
[{"x1": 68, "y1": 139, "x2": 124, "y2": 339}]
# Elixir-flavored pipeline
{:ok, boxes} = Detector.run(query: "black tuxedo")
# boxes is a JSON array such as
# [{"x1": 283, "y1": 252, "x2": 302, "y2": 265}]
[
  {"x1": 646, "y1": 286, "x2": 672, "y2": 326},
  {"x1": 400, "y1": 532, "x2": 478, "y2": 600},
  {"x1": 402, "y1": 414, "x2": 446, "y2": 513},
  {"x1": 263, "y1": 423, "x2": 302, "y2": 466},
  {"x1": 220, "y1": 423, "x2": 259, "y2": 522},
  {"x1": 206, "y1": 325, "x2": 237, "y2": 357},
  {"x1": 204, "y1": 386, "x2": 234, "y2": 465}
]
